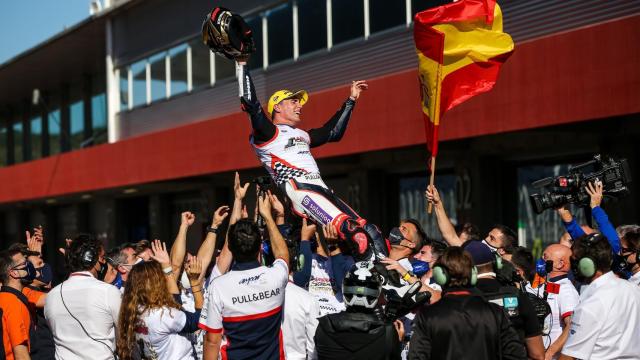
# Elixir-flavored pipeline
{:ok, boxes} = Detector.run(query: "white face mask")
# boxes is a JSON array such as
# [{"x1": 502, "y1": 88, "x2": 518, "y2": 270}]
[
  {"x1": 180, "y1": 271, "x2": 191, "y2": 290},
  {"x1": 482, "y1": 239, "x2": 500, "y2": 253}
]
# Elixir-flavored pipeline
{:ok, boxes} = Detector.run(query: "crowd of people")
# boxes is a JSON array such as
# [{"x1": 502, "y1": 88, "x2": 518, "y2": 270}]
[{"x1": 1, "y1": 172, "x2": 639, "y2": 360}]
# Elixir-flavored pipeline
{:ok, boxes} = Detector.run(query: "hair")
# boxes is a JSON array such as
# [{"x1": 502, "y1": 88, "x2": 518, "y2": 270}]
[
  {"x1": 456, "y1": 222, "x2": 481, "y2": 241},
  {"x1": 436, "y1": 246, "x2": 474, "y2": 288},
  {"x1": 228, "y1": 219, "x2": 262, "y2": 263},
  {"x1": 617, "y1": 225, "x2": 640, "y2": 249},
  {"x1": 0, "y1": 249, "x2": 21, "y2": 284},
  {"x1": 116, "y1": 261, "x2": 180, "y2": 359},
  {"x1": 573, "y1": 233, "x2": 612, "y2": 274},
  {"x1": 493, "y1": 224, "x2": 517, "y2": 248},
  {"x1": 134, "y1": 240, "x2": 151, "y2": 256},
  {"x1": 511, "y1": 246, "x2": 535, "y2": 282},
  {"x1": 616, "y1": 224, "x2": 640, "y2": 240},
  {"x1": 425, "y1": 239, "x2": 447, "y2": 261},
  {"x1": 66, "y1": 234, "x2": 103, "y2": 272},
  {"x1": 401, "y1": 218, "x2": 427, "y2": 254}
]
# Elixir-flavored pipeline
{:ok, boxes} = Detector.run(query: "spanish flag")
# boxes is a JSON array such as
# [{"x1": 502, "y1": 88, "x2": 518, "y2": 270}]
[{"x1": 414, "y1": 0, "x2": 514, "y2": 157}]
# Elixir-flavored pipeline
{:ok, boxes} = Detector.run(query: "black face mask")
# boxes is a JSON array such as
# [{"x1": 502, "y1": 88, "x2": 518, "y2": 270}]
[
  {"x1": 12, "y1": 261, "x2": 37, "y2": 285},
  {"x1": 388, "y1": 227, "x2": 405, "y2": 245},
  {"x1": 96, "y1": 260, "x2": 109, "y2": 281}
]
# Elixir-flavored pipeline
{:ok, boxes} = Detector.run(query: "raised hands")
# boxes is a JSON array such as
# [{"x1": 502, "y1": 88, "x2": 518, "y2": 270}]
[
  {"x1": 26, "y1": 226, "x2": 44, "y2": 255},
  {"x1": 268, "y1": 191, "x2": 285, "y2": 220},
  {"x1": 181, "y1": 211, "x2": 196, "y2": 227},
  {"x1": 301, "y1": 218, "x2": 317, "y2": 241},
  {"x1": 322, "y1": 223, "x2": 339, "y2": 242},
  {"x1": 425, "y1": 185, "x2": 442, "y2": 207},
  {"x1": 586, "y1": 179, "x2": 604, "y2": 208},
  {"x1": 349, "y1": 80, "x2": 369, "y2": 101},
  {"x1": 186, "y1": 256, "x2": 203, "y2": 283},
  {"x1": 212, "y1": 205, "x2": 230, "y2": 228},
  {"x1": 150, "y1": 239, "x2": 171, "y2": 267},
  {"x1": 234, "y1": 171, "x2": 250, "y2": 201},
  {"x1": 257, "y1": 190, "x2": 273, "y2": 220}
]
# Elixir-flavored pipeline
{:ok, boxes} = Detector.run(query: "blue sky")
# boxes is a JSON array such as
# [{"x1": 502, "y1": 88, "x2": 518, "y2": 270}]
[{"x1": 0, "y1": 0, "x2": 89, "y2": 65}]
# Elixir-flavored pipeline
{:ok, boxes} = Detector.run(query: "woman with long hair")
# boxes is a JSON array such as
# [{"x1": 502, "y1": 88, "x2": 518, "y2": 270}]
[{"x1": 117, "y1": 240, "x2": 203, "y2": 360}]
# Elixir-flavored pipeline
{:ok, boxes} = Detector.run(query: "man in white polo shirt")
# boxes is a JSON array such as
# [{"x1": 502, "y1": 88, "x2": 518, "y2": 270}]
[
  {"x1": 540, "y1": 244, "x2": 579, "y2": 360},
  {"x1": 200, "y1": 192, "x2": 290, "y2": 360},
  {"x1": 559, "y1": 233, "x2": 640, "y2": 360},
  {"x1": 45, "y1": 235, "x2": 122, "y2": 360}
]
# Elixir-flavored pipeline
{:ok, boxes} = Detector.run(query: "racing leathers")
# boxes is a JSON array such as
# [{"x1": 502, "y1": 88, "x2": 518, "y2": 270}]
[{"x1": 238, "y1": 64, "x2": 388, "y2": 261}]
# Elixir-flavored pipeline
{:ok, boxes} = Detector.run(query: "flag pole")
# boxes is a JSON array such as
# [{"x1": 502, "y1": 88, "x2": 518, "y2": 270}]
[
  {"x1": 427, "y1": 59, "x2": 442, "y2": 215},
  {"x1": 427, "y1": 155, "x2": 436, "y2": 214}
]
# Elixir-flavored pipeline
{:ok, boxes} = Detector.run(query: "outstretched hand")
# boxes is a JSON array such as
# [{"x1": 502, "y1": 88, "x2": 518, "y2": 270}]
[
  {"x1": 212, "y1": 206, "x2": 230, "y2": 227},
  {"x1": 150, "y1": 239, "x2": 171, "y2": 267},
  {"x1": 186, "y1": 256, "x2": 203, "y2": 282},
  {"x1": 349, "y1": 80, "x2": 368, "y2": 100},
  {"x1": 425, "y1": 185, "x2": 441, "y2": 207},
  {"x1": 585, "y1": 180, "x2": 603, "y2": 208},
  {"x1": 301, "y1": 218, "x2": 317, "y2": 241},
  {"x1": 234, "y1": 172, "x2": 250, "y2": 200}
]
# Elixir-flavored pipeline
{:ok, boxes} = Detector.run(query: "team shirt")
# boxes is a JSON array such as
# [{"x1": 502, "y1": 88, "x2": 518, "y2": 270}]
[
  {"x1": 1, "y1": 286, "x2": 32, "y2": 360},
  {"x1": 252, "y1": 125, "x2": 322, "y2": 186},
  {"x1": 541, "y1": 275, "x2": 579, "y2": 350},
  {"x1": 562, "y1": 271, "x2": 640, "y2": 360},
  {"x1": 308, "y1": 255, "x2": 346, "y2": 316},
  {"x1": 136, "y1": 307, "x2": 195, "y2": 360},
  {"x1": 629, "y1": 270, "x2": 640, "y2": 286},
  {"x1": 282, "y1": 281, "x2": 321, "y2": 360},
  {"x1": 199, "y1": 259, "x2": 289, "y2": 360}
]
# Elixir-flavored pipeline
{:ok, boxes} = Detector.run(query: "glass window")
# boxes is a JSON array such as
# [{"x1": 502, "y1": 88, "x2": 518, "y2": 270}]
[
  {"x1": 246, "y1": 16, "x2": 263, "y2": 70},
  {"x1": 170, "y1": 44, "x2": 188, "y2": 96},
  {"x1": 119, "y1": 67, "x2": 129, "y2": 109},
  {"x1": 30, "y1": 115, "x2": 42, "y2": 160},
  {"x1": 92, "y1": 94, "x2": 107, "y2": 144},
  {"x1": 332, "y1": 0, "x2": 364, "y2": 45},
  {"x1": 412, "y1": 0, "x2": 450, "y2": 18},
  {"x1": 48, "y1": 109, "x2": 61, "y2": 155},
  {"x1": 399, "y1": 174, "x2": 456, "y2": 238},
  {"x1": 370, "y1": 0, "x2": 405, "y2": 33},
  {"x1": 13, "y1": 121, "x2": 23, "y2": 163},
  {"x1": 131, "y1": 60, "x2": 147, "y2": 107},
  {"x1": 70, "y1": 100, "x2": 84, "y2": 149},
  {"x1": 298, "y1": 0, "x2": 327, "y2": 55},
  {"x1": 190, "y1": 39, "x2": 210, "y2": 89},
  {"x1": 0, "y1": 124, "x2": 6, "y2": 166},
  {"x1": 215, "y1": 54, "x2": 235, "y2": 82},
  {"x1": 267, "y1": 3, "x2": 293, "y2": 64},
  {"x1": 149, "y1": 52, "x2": 166, "y2": 102}
]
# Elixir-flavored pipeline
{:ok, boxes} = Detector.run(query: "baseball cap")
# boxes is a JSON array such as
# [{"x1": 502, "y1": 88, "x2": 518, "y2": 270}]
[
  {"x1": 465, "y1": 241, "x2": 494, "y2": 265},
  {"x1": 8, "y1": 243, "x2": 40, "y2": 257},
  {"x1": 267, "y1": 89, "x2": 309, "y2": 117}
]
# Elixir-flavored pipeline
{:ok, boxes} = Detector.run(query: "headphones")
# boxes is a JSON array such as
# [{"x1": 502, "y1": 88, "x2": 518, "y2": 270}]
[
  {"x1": 79, "y1": 242, "x2": 100, "y2": 269},
  {"x1": 433, "y1": 264, "x2": 478, "y2": 287},
  {"x1": 493, "y1": 253, "x2": 504, "y2": 272},
  {"x1": 574, "y1": 233, "x2": 602, "y2": 278}
]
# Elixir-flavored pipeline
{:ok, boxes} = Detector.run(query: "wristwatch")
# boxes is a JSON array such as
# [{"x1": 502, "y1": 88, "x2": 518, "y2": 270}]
[{"x1": 207, "y1": 225, "x2": 221, "y2": 235}]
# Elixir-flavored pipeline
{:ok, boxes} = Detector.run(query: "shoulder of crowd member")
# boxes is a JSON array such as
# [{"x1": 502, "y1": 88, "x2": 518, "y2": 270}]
[{"x1": 517, "y1": 290, "x2": 543, "y2": 337}]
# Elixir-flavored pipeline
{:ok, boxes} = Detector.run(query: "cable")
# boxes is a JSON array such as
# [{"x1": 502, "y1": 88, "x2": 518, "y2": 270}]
[{"x1": 60, "y1": 281, "x2": 119, "y2": 359}]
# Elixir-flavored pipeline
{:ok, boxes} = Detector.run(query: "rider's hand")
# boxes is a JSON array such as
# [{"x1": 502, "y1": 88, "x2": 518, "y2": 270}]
[{"x1": 349, "y1": 80, "x2": 368, "y2": 101}]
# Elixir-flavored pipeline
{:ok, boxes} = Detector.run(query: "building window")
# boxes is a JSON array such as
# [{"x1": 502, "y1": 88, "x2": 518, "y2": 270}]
[
  {"x1": 190, "y1": 39, "x2": 210, "y2": 89},
  {"x1": 30, "y1": 115, "x2": 42, "y2": 160},
  {"x1": 70, "y1": 100, "x2": 84, "y2": 149},
  {"x1": 246, "y1": 16, "x2": 263, "y2": 70},
  {"x1": 149, "y1": 52, "x2": 166, "y2": 102},
  {"x1": 119, "y1": 67, "x2": 129, "y2": 109},
  {"x1": 332, "y1": 0, "x2": 364, "y2": 45},
  {"x1": 370, "y1": 0, "x2": 405, "y2": 33},
  {"x1": 92, "y1": 93, "x2": 107, "y2": 144},
  {"x1": 298, "y1": 0, "x2": 327, "y2": 55},
  {"x1": 170, "y1": 44, "x2": 188, "y2": 96},
  {"x1": 13, "y1": 121, "x2": 23, "y2": 163},
  {"x1": 0, "y1": 124, "x2": 6, "y2": 166},
  {"x1": 267, "y1": 3, "x2": 294, "y2": 65},
  {"x1": 48, "y1": 108, "x2": 61, "y2": 155},
  {"x1": 131, "y1": 60, "x2": 146, "y2": 108}
]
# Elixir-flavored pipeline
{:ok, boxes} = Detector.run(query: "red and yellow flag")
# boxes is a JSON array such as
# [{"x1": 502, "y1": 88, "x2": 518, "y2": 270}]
[{"x1": 414, "y1": 0, "x2": 514, "y2": 157}]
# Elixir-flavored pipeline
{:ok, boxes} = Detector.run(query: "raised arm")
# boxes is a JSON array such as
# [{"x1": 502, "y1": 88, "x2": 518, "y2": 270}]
[
  {"x1": 259, "y1": 190, "x2": 290, "y2": 266},
  {"x1": 585, "y1": 180, "x2": 621, "y2": 253},
  {"x1": 237, "y1": 61, "x2": 277, "y2": 144},
  {"x1": 308, "y1": 80, "x2": 367, "y2": 148},
  {"x1": 151, "y1": 240, "x2": 180, "y2": 295},
  {"x1": 196, "y1": 206, "x2": 229, "y2": 283},
  {"x1": 425, "y1": 185, "x2": 463, "y2": 246},
  {"x1": 171, "y1": 211, "x2": 195, "y2": 275}
]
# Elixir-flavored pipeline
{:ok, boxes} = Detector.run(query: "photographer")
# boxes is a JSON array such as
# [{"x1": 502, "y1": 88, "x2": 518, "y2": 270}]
[
  {"x1": 314, "y1": 262, "x2": 404, "y2": 360},
  {"x1": 559, "y1": 233, "x2": 640, "y2": 359},
  {"x1": 466, "y1": 241, "x2": 545, "y2": 360},
  {"x1": 408, "y1": 247, "x2": 526, "y2": 360},
  {"x1": 556, "y1": 180, "x2": 620, "y2": 254}
]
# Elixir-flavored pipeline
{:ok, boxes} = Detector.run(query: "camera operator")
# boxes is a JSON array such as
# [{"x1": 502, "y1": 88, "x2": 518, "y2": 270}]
[
  {"x1": 559, "y1": 233, "x2": 640, "y2": 359},
  {"x1": 537, "y1": 245, "x2": 579, "y2": 360},
  {"x1": 466, "y1": 241, "x2": 545, "y2": 360},
  {"x1": 618, "y1": 225, "x2": 640, "y2": 285},
  {"x1": 44, "y1": 234, "x2": 122, "y2": 360},
  {"x1": 408, "y1": 246, "x2": 526, "y2": 360},
  {"x1": 314, "y1": 261, "x2": 404, "y2": 360},
  {"x1": 556, "y1": 180, "x2": 621, "y2": 254}
]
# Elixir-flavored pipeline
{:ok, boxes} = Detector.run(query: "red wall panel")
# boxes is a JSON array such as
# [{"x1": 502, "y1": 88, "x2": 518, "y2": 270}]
[{"x1": 1, "y1": 16, "x2": 638, "y2": 203}]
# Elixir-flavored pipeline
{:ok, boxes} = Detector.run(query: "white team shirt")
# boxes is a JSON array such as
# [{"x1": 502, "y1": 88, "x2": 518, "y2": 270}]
[
  {"x1": 629, "y1": 270, "x2": 640, "y2": 286},
  {"x1": 199, "y1": 259, "x2": 289, "y2": 360},
  {"x1": 308, "y1": 254, "x2": 346, "y2": 316},
  {"x1": 282, "y1": 281, "x2": 321, "y2": 360},
  {"x1": 136, "y1": 307, "x2": 195, "y2": 360},
  {"x1": 44, "y1": 271, "x2": 122, "y2": 360},
  {"x1": 562, "y1": 271, "x2": 640, "y2": 360},
  {"x1": 542, "y1": 276, "x2": 579, "y2": 350},
  {"x1": 252, "y1": 124, "x2": 322, "y2": 185}
]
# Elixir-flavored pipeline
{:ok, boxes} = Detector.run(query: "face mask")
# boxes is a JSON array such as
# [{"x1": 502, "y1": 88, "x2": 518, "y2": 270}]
[
  {"x1": 482, "y1": 239, "x2": 500, "y2": 253},
  {"x1": 410, "y1": 260, "x2": 430, "y2": 277},
  {"x1": 181, "y1": 270, "x2": 191, "y2": 290},
  {"x1": 96, "y1": 260, "x2": 109, "y2": 281},
  {"x1": 388, "y1": 227, "x2": 405, "y2": 245},
  {"x1": 35, "y1": 263, "x2": 53, "y2": 284},
  {"x1": 12, "y1": 261, "x2": 37, "y2": 284},
  {"x1": 111, "y1": 272, "x2": 123, "y2": 289}
]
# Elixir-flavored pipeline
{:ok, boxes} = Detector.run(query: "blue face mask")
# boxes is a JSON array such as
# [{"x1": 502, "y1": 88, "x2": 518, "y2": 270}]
[
  {"x1": 12, "y1": 261, "x2": 37, "y2": 284},
  {"x1": 410, "y1": 260, "x2": 430, "y2": 277},
  {"x1": 111, "y1": 272, "x2": 123, "y2": 289},
  {"x1": 35, "y1": 263, "x2": 53, "y2": 284}
]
